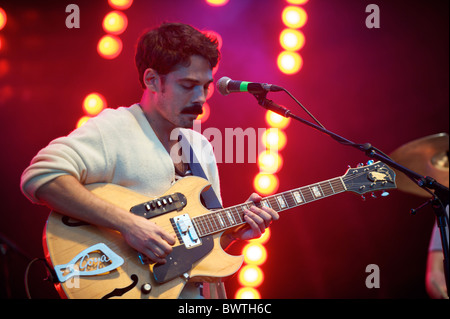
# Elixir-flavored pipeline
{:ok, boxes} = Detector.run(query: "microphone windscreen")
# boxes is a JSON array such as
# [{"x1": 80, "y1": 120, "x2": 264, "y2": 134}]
[{"x1": 216, "y1": 76, "x2": 231, "y2": 96}]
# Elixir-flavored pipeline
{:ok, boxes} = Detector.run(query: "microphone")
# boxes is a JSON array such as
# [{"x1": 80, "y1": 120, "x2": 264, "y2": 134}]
[{"x1": 216, "y1": 76, "x2": 283, "y2": 96}]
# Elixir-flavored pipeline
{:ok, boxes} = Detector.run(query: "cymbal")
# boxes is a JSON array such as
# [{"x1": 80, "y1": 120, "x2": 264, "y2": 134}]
[{"x1": 390, "y1": 133, "x2": 449, "y2": 197}]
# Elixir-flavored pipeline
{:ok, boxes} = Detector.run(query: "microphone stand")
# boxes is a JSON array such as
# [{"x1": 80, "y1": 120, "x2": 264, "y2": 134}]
[{"x1": 253, "y1": 92, "x2": 450, "y2": 293}]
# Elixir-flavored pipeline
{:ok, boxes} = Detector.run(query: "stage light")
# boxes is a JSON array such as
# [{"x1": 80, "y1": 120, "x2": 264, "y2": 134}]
[
  {"x1": 205, "y1": 0, "x2": 229, "y2": 7},
  {"x1": 108, "y1": 0, "x2": 133, "y2": 10},
  {"x1": 253, "y1": 173, "x2": 279, "y2": 195},
  {"x1": 277, "y1": 51, "x2": 303, "y2": 75},
  {"x1": 97, "y1": 35, "x2": 123, "y2": 59},
  {"x1": 258, "y1": 151, "x2": 283, "y2": 174},
  {"x1": 196, "y1": 102, "x2": 210, "y2": 123},
  {"x1": 76, "y1": 116, "x2": 92, "y2": 128},
  {"x1": 280, "y1": 28, "x2": 305, "y2": 51},
  {"x1": 0, "y1": 7, "x2": 6, "y2": 31},
  {"x1": 249, "y1": 228, "x2": 271, "y2": 245},
  {"x1": 282, "y1": 6, "x2": 308, "y2": 29},
  {"x1": 83, "y1": 92, "x2": 106, "y2": 116},
  {"x1": 265, "y1": 110, "x2": 291, "y2": 129},
  {"x1": 235, "y1": 287, "x2": 261, "y2": 299},
  {"x1": 262, "y1": 128, "x2": 287, "y2": 151},
  {"x1": 238, "y1": 265, "x2": 264, "y2": 288},
  {"x1": 286, "y1": 0, "x2": 309, "y2": 4},
  {"x1": 243, "y1": 243, "x2": 267, "y2": 266},
  {"x1": 103, "y1": 11, "x2": 128, "y2": 35}
]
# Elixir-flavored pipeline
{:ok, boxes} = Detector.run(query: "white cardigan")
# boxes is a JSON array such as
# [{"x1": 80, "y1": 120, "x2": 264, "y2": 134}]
[{"x1": 21, "y1": 104, "x2": 222, "y2": 205}]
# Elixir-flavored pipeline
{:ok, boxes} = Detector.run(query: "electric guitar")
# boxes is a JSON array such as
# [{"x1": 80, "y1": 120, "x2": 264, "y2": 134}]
[{"x1": 43, "y1": 161, "x2": 396, "y2": 299}]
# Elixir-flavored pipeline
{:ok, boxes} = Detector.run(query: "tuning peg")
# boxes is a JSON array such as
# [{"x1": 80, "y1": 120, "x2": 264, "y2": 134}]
[
  {"x1": 357, "y1": 163, "x2": 364, "y2": 167},
  {"x1": 361, "y1": 195, "x2": 366, "y2": 201},
  {"x1": 366, "y1": 160, "x2": 374, "y2": 165},
  {"x1": 381, "y1": 191, "x2": 389, "y2": 197},
  {"x1": 371, "y1": 192, "x2": 377, "y2": 198}
]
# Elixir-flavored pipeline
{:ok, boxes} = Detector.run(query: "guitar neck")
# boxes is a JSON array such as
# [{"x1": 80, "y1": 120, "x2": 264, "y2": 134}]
[{"x1": 192, "y1": 176, "x2": 346, "y2": 237}]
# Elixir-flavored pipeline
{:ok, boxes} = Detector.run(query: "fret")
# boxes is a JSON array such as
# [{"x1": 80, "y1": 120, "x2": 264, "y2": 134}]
[
  {"x1": 200, "y1": 215, "x2": 210, "y2": 234},
  {"x1": 225, "y1": 209, "x2": 235, "y2": 225},
  {"x1": 276, "y1": 195, "x2": 287, "y2": 209},
  {"x1": 193, "y1": 217, "x2": 206, "y2": 236},
  {"x1": 284, "y1": 192, "x2": 296, "y2": 208},
  {"x1": 210, "y1": 213, "x2": 219, "y2": 231},
  {"x1": 219, "y1": 210, "x2": 231, "y2": 228},
  {"x1": 320, "y1": 182, "x2": 330, "y2": 196},
  {"x1": 300, "y1": 187, "x2": 314, "y2": 202},
  {"x1": 327, "y1": 180, "x2": 335, "y2": 194},
  {"x1": 234, "y1": 206, "x2": 244, "y2": 223},
  {"x1": 205, "y1": 215, "x2": 214, "y2": 232},
  {"x1": 261, "y1": 199, "x2": 272, "y2": 209},
  {"x1": 334, "y1": 177, "x2": 347, "y2": 192},
  {"x1": 269, "y1": 195, "x2": 281, "y2": 211},
  {"x1": 292, "y1": 189, "x2": 304, "y2": 204},
  {"x1": 310, "y1": 185, "x2": 323, "y2": 198},
  {"x1": 217, "y1": 212, "x2": 225, "y2": 228}
]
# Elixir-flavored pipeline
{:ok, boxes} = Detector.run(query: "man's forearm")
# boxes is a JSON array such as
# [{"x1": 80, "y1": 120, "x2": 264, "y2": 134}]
[{"x1": 35, "y1": 174, "x2": 136, "y2": 234}]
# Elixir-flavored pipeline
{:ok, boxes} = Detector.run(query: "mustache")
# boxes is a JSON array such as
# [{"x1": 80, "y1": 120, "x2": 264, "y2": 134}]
[{"x1": 181, "y1": 104, "x2": 203, "y2": 115}]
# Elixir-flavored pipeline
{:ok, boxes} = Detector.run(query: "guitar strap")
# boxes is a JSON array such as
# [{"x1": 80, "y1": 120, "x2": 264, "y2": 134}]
[
  {"x1": 178, "y1": 132, "x2": 223, "y2": 210},
  {"x1": 178, "y1": 131, "x2": 227, "y2": 299}
]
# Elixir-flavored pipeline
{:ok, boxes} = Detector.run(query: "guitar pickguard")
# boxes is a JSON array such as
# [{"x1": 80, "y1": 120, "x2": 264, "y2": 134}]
[{"x1": 153, "y1": 235, "x2": 214, "y2": 283}]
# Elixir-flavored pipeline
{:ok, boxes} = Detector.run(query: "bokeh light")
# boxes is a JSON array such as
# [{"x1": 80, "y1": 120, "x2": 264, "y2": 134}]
[
  {"x1": 108, "y1": 0, "x2": 133, "y2": 10},
  {"x1": 102, "y1": 11, "x2": 128, "y2": 35},
  {"x1": 253, "y1": 173, "x2": 279, "y2": 195},
  {"x1": 282, "y1": 6, "x2": 308, "y2": 29},
  {"x1": 238, "y1": 265, "x2": 264, "y2": 288},
  {"x1": 243, "y1": 243, "x2": 268, "y2": 265},
  {"x1": 258, "y1": 151, "x2": 283, "y2": 174},
  {"x1": 265, "y1": 110, "x2": 291, "y2": 129},
  {"x1": 0, "y1": 7, "x2": 6, "y2": 31},
  {"x1": 280, "y1": 28, "x2": 305, "y2": 51},
  {"x1": 83, "y1": 92, "x2": 106, "y2": 116},
  {"x1": 277, "y1": 51, "x2": 303, "y2": 75},
  {"x1": 262, "y1": 128, "x2": 287, "y2": 151},
  {"x1": 235, "y1": 287, "x2": 261, "y2": 299},
  {"x1": 205, "y1": 0, "x2": 229, "y2": 7},
  {"x1": 76, "y1": 116, "x2": 92, "y2": 128},
  {"x1": 97, "y1": 35, "x2": 123, "y2": 59}
]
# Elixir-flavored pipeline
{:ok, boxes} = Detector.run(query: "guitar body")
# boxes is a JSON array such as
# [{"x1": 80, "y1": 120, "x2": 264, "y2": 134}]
[{"x1": 43, "y1": 176, "x2": 244, "y2": 299}]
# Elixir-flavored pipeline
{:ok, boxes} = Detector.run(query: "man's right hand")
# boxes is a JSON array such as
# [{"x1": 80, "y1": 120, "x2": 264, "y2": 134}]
[{"x1": 119, "y1": 215, "x2": 176, "y2": 264}]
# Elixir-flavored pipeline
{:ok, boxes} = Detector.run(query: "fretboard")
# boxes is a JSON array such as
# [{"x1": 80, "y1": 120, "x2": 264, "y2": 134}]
[{"x1": 192, "y1": 176, "x2": 346, "y2": 237}]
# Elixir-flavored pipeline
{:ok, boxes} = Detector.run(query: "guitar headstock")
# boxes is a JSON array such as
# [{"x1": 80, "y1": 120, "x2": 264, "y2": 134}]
[{"x1": 342, "y1": 161, "x2": 397, "y2": 195}]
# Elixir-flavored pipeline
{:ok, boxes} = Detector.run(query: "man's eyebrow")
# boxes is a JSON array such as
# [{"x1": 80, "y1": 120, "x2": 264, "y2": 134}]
[{"x1": 179, "y1": 78, "x2": 214, "y2": 85}]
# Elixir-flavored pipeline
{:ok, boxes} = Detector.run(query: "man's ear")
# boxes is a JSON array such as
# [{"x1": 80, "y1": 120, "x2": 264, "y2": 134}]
[{"x1": 143, "y1": 68, "x2": 160, "y2": 92}]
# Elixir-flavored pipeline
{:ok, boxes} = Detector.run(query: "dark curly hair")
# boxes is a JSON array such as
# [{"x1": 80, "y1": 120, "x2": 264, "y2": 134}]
[{"x1": 135, "y1": 22, "x2": 221, "y2": 89}]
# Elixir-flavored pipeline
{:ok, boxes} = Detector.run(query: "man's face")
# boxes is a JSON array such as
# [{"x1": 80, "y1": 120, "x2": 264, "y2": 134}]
[{"x1": 154, "y1": 55, "x2": 213, "y2": 129}]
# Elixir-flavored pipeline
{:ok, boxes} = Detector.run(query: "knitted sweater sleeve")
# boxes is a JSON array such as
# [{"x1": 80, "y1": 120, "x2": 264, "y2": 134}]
[{"x1": 20, "y1": 117, "x2": 110, "y2": 204}]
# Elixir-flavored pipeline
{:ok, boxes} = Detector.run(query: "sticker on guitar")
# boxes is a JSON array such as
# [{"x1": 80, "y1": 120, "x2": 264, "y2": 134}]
[{"x1": 54, "y1": 243, "x2": 124, "y2": 283}]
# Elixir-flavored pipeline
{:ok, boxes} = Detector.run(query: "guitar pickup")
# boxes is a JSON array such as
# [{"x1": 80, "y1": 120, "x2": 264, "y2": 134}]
[
  {"x1": 172, "y1": 214, "x2": 201, "y2": 248},
  {"x1": 130, "y1": 193, "x2": 187, "y2": 219}
]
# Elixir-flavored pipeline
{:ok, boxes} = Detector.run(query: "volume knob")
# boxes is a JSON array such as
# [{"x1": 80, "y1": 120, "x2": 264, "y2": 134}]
[{"x1": 141, "y1": 283, "x2": 152, "y2": 294}]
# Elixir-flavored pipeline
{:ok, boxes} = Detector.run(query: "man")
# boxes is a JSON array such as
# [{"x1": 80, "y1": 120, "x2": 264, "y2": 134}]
[
  {"x1": 20, "y1": 22, "x2": 279, "y2": 298},
  {"x1": 425, "y1": 206, "x2": 449, "y2": 299}
]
